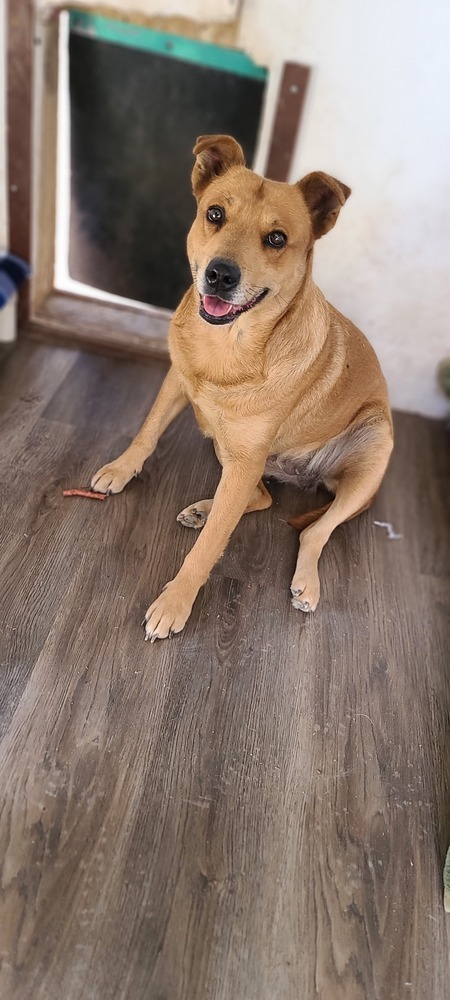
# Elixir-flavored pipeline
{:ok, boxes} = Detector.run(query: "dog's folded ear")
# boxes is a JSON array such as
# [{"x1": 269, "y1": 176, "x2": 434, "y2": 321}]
[
  {"x1": 298, "y1": 172, "x2": 351, "y2": 239},
  {"x1": 192, "y1": 135, "x2": 245, "y2": 197}
]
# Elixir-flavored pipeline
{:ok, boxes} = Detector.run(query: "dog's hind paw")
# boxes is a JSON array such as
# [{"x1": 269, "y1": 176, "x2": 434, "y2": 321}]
[
  {"x1": 290, "y1": 578, "x2": 320, "y2": 613},
  {"x1": 177, "y1": 501, "x2": 212, "y2": 529},
  {"x1": 291, "y1": 591, "x2": 314, "y2": 613}
]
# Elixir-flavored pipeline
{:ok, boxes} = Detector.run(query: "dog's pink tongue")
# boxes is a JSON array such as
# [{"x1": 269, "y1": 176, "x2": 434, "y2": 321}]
[{"x1": 203, "y1": 295, "x2": 233, "y2": 317}]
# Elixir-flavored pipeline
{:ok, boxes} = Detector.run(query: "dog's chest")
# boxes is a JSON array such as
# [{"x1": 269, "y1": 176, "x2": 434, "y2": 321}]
[
  {"x1": 189, "y1": 388, "x2": 236, "y2": 441},
  {"x1": 192, "y1": 401, "x2": 215, "y2": 437},
  {"x1": 188, "y1": 380, "x2": 264, "y2": 438}
]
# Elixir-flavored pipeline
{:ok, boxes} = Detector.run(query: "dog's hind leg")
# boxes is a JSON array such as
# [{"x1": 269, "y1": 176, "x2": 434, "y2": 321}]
[
  {"x1": 177, "y1": 478, "x2": 272, "y2": 528},
  {"x1": 288, "y1": 493, "x2": 377, "y2": 531},
  {"x1": 290, "y1": 425, "x2": 393, "y2": 612}
]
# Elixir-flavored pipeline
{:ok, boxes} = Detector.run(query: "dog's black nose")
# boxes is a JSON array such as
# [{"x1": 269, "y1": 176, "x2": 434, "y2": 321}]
[{"x1": 205, "y1": 258, "x2": 241, "y2": 295}]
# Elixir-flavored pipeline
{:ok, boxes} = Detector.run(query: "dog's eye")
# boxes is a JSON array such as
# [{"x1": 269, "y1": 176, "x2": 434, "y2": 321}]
[
  {"x1": 206, "y1": 205, "x2": 225, "y2": 225},
  {"x1": 266, "y1": 230, "x2": 287, "y2": 248}
]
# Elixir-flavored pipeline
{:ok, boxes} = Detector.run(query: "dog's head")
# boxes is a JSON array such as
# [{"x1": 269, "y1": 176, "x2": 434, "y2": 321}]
[{"x1": 187, "y1": 134, "x2": 351, "y2": 326}]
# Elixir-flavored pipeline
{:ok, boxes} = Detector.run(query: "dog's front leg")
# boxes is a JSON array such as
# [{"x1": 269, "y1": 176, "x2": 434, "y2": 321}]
[
  {"x1": 91, "y1": 366, "x2": 187, "y2": 494},
  {"x1": 143, "y1": 457, "x2": 266, "y2": 640}
]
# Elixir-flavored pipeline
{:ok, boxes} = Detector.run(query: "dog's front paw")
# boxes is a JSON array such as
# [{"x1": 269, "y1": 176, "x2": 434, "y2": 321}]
[
  {"x1": 143, "y1": 581, "x2": 195, "y2": 641},
  {"x1": 91, "y1": 458, "x2": 139, "y2": 495}
]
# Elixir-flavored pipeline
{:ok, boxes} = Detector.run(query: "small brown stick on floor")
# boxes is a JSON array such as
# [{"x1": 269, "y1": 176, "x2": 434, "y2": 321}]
[{"x1": 63, "y1": 489, "x2": 108, "y2": 501}]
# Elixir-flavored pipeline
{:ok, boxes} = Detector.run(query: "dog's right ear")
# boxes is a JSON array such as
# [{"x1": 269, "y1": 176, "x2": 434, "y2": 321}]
[{"x1": 192, "y1": 135, "x2": 245, "y2": 198}]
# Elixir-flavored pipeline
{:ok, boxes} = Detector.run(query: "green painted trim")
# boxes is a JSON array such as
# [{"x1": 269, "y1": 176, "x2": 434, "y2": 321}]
[{"x1": 69, "y1": 10, "x2": 267, "y2": 82}]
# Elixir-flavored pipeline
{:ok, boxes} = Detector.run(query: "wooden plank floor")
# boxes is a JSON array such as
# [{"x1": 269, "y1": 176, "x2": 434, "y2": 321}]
[{"x1": 0, "y1": 340, "x2": 449, "y2": 1000}]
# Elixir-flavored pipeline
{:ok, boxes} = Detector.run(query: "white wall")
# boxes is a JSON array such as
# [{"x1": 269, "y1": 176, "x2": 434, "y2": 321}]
[{"x1": 239, "y1": 0, "x2": 450, "y2": 417}]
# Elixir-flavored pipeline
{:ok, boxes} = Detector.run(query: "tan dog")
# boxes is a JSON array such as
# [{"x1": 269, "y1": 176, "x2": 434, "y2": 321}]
[{"x1": 92, "y1": 135, "x2": 393, "y2": 640}]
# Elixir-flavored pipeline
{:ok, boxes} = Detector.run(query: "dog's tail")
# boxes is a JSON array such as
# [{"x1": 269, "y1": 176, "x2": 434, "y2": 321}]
[{"x1": 287, "y1": 502, "x2": 332, "y2": 531}]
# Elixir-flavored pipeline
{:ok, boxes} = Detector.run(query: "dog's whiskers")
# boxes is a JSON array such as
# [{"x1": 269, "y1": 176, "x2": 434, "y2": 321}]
[{"x1": 274, "y1": 291, "x2": 290, "y2": 311}]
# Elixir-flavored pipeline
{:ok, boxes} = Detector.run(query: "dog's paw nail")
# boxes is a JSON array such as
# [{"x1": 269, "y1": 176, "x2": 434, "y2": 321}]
[
  {"x1": 292, "y1": 596, "x2": 312, "y2": 612},
  {"x1": 141, "y1": 617, "x2": 147, "y2": 627}
]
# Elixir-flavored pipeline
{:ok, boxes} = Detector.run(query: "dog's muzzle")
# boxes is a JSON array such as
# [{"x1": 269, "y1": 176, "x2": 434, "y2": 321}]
[
  {"x1": 199, "y1": 289, "x2": 269, "y2": 325},
  {"x1": 199, "y1": 258, "x2": 268, "y2": 325}
]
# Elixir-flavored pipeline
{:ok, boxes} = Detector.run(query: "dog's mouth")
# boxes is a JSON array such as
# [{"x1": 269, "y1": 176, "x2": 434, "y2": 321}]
[{"x1": 199, "y1": 288, "x2": 269, "y2": 325}]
